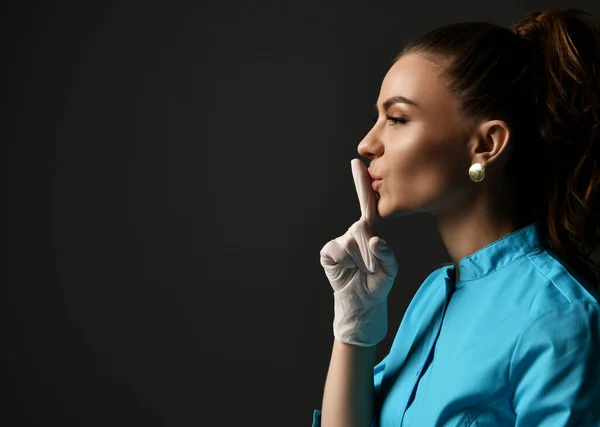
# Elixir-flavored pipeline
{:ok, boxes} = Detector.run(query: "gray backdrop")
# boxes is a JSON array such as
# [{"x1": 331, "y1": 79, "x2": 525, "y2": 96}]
[{"x1": 5, "y1": 0, "x2": 599, "y2": 425}]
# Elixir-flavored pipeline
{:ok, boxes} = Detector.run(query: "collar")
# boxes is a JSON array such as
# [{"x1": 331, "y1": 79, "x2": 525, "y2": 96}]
[{"x1": 445, "y1": 221, "x2": 545, "y2": 289}]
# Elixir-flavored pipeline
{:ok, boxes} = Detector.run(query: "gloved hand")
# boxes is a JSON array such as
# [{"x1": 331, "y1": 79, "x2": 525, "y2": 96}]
[{"x1": 319, "y1": 158, "x2": 399, "y2": 347}]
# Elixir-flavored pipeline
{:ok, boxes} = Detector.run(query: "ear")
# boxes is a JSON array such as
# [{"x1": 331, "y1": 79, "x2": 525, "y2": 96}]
[{"x1": 469, "y1": 119, "x2": 511, "y2": 168}]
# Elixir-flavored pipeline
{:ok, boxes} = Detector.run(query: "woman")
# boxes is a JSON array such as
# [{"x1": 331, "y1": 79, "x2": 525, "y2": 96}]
[{"x1": 313, "y1": 8, "x2": 600, "y2": 427}]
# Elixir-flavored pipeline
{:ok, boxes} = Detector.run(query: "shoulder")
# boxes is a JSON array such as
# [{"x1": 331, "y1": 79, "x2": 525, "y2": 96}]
[
  {"x1": 451, "y1": 248, "x2": 600, "y2": 364},
  {"x1": 498, "y1": 248, "x2": 600, "y2": 345},
  {"x1": 509, "y1": 248, "x2": 600, "y2": 315}
]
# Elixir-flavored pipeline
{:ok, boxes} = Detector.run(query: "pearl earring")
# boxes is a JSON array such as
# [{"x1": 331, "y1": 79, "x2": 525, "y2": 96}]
[{"x1": 469, "y1": 163, "x2": 485, "y2": 182}]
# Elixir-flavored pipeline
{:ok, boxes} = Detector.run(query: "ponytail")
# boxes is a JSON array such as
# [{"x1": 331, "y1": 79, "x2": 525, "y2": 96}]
[{"x1": 511, "y1": 9, "x2": 600, "y2": 291}]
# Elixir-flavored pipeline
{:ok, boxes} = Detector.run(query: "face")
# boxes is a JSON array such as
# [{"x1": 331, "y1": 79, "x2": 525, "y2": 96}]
[{"x1": 358, "y1": 53, "x2": 475, "y2": 219}]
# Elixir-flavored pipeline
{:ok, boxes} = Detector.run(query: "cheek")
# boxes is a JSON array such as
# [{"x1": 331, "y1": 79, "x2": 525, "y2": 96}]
[{"x1": 385, "y1": 143, "x2": 462, "y2": 208}]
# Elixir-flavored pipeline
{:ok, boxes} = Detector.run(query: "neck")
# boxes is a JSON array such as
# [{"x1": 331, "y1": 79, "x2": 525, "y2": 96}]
[{"x1": 433, "y1": 183, "x2": 526, "y2": 282}]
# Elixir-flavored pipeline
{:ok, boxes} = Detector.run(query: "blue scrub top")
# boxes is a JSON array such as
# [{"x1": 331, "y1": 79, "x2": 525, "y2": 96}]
[{"x1": 311, "y1": 221, "x2": 600, "y2": 426}]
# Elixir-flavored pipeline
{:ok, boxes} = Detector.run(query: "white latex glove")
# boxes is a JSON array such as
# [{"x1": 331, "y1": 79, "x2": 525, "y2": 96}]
[{"x1": 319, "y1": 158, "x2": 399, "y2": 347}]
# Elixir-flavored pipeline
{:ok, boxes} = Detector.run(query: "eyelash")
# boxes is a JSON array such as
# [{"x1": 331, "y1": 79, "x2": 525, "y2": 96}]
[{"x1": 373, "y1": 115, "x2": 410, "y2": 126}]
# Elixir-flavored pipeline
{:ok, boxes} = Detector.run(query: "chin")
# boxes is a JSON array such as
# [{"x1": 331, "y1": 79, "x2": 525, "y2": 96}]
[
  {"x1": 376, "y1": 197, "x2": 393, "y2": 218},
  {"x1": 377, "y1": 196, "x2": 417, "y2": 220}
]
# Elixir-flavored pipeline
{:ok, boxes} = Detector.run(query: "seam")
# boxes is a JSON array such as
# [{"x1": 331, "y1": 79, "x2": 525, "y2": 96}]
[
  {"x1": 507, "y1": 301, "x2": 600, "y2": 385},
  {"x1": 525, "y1": 251, "x2": 572, "y2": 303}
]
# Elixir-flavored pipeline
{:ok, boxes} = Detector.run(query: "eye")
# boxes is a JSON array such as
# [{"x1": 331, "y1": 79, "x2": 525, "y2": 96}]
[
  {"x1": 372, "y1": 115, "x2": 409, "y2": 126},
  {"x1": 386, "y1": 115, "x2": 409, "y2": 126}
]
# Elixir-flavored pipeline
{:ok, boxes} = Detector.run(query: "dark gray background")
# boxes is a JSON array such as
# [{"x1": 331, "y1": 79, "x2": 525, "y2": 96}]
[{"x1": 5, "y1": 0, "x2": 599, "y2": 426}]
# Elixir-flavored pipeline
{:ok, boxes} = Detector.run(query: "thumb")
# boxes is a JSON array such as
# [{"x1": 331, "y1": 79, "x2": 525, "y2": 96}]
[{"x1": 369, "y1": 236, "x2": 398, "y2": 276}]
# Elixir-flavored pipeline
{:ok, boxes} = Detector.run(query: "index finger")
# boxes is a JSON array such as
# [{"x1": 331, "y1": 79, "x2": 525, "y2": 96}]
[{"x1": 351, "y1": 158, "x2": 380, "y2": 234}]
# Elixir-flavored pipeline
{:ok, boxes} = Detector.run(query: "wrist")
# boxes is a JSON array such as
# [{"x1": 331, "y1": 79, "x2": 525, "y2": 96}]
[{"x1": 333, "y1": 297, "x2": 388, "y2": 347}]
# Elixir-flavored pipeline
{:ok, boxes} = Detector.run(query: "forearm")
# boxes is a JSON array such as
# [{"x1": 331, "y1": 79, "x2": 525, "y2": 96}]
[{"x1": 321, "y1": 339, "x2": 377, "y2": 427}]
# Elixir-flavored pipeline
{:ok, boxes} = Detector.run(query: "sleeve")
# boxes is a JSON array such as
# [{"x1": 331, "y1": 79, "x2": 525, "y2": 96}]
[
  {"x1": 311, "y1": 353, "x2": 389, "y2": 427},
  {"x1": 509, "y1": 302, "x2": 600, "y2": 427}
]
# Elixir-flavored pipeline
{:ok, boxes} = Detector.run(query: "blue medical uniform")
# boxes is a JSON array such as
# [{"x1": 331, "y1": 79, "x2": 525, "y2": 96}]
[{"x1": 312, "y1": 221, "x2": 600, "y2": 426}]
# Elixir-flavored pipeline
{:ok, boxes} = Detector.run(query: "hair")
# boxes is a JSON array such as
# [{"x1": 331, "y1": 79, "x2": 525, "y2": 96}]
[{"x1": 401, "y1": 9, "x2": 600, "y2": 292}]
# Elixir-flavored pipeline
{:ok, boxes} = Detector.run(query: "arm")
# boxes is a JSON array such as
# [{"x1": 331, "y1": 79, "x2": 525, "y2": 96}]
[
  {"x1": 510, "y1": 302, "x2": 600, "y2": 426},
  {"x1": 314, "y1": 159, "x2": 397, "y2": 426},
  {"x1": 320, "y1": 339, "x2": 377, "y2": 427},
  {"x1": 312, "y1": 350, "x2": 388, "y2": 427}
]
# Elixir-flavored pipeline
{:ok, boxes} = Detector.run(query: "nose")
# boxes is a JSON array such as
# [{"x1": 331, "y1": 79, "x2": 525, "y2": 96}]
[{"x1": 357, "y1": 127, "x2": 383, "y2": 160}]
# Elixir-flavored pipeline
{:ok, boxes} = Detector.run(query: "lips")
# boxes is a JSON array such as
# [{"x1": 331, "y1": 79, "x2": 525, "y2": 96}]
[
  {"x1": 368, "y1": 169, "x2": 383, "y2": 181},
  {"x1": 371, "y1": 179, "x2": 382, "y2": 192}
]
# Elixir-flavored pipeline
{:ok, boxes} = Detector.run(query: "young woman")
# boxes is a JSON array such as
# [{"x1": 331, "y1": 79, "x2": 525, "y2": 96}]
[{"x1": 313, "y1": 8, "x2": 600, "y2": 427}]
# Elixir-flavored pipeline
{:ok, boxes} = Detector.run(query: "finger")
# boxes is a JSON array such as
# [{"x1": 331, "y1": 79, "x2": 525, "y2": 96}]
[
  {"x1": 368, "y1": 236, "x2": 398, "y2": 277},
  {"x1": 349, "y1": 218, "x2": 377, "y2": 273},
  {"x1": 320, "y1": 240, "x2": 358, "y2": 292},
  {"x1": 333, "y1": 233, "x2": 372, "y2": 274},
  {"x1": 351, "y1": 158, "x2": 380, "y2": 233},
  {"x1": 320, "y1": 240, "x2": 355, "y2": 270}
]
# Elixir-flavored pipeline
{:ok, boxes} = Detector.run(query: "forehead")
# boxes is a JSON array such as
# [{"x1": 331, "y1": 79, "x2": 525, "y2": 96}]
[{"x1": 378, "y1": 53, "x2": 454, "y2": 112}]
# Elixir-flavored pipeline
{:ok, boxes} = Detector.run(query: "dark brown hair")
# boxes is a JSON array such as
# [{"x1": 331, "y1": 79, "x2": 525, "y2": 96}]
[{"x1": 402, "y1": 9, "x2": 600, "y2": 291}]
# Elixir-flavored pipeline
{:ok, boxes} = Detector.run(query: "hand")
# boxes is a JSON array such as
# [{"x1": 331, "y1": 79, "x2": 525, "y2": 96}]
[{"x1": 319, "y1": 158, "x2": 399, "y2": 347}]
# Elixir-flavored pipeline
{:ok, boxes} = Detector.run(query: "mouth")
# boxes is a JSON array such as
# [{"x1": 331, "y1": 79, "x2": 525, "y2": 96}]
[
  {"x1": 368, "y1": 169, "x2": 383, "y2": 181},
  {"x1": 371, "y1": 178, "x2": 383, "y2": 192}
]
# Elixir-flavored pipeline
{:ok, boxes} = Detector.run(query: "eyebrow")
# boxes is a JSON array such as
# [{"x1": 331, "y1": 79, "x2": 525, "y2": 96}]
[{"x1": 374, "y1": 95, "x2": 419, "y2": 112}]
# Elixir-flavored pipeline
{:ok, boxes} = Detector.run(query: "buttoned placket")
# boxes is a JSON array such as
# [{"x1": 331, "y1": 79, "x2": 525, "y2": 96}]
[{"x1": 399, "y1": 273, "x2": 456, "y2": 426}]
